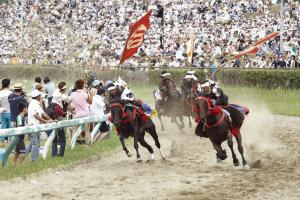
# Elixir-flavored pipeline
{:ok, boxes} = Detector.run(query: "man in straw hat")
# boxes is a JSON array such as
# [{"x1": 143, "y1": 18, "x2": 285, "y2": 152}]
[{"x1": 8, "y1": 83, "x2": 28, "y2": 128}]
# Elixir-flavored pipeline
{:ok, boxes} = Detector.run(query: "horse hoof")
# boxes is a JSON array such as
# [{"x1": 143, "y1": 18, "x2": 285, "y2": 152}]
[
  {"x1": 217, "y1": 158, "x2": 223, "y2": 163},
  {"x1": 243, "y1": 164, "x2": 250, "y2": 169},
  {"x1": 234, "y1": 161, "x2": 240, "y2": 167},
  {"x1": 127, "y1": 153, "x2": 133, "y2": 158},
  {"x1": 137, "y1": 158, "x2": 142, "y2": 162}
]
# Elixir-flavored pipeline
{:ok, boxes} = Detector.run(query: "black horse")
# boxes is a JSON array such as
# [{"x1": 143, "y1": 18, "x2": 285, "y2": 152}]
[
  {"x1": 153, "y1": 87, "x2": 193, "y2": 131},
  {"x1": 110, "y1": 102, "x2": 165, "y2": 162},
  {"x1": 194, "y1": 96, "x2": 249, "y2": 168}
]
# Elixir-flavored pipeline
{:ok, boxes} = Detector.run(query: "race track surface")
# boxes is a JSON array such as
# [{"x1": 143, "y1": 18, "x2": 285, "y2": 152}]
[{"x1": 1, "y1": 115, "x2": 299, "y2": 200}]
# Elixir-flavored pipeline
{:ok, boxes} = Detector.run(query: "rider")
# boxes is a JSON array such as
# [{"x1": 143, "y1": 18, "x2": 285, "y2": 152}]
[
  {"x1": 209, "y1": 81, "x2": 229, "y2": 106},
  {"x1": 121, "y1": 88, "x2": 152, "y2": 128},
  {"x1": 107, "y1": 82, "x2": 121, "y2": 104},
  {"x1": 158, "y1": 70, "x2": 176, "y2": 112},
  {"x1": 181, "y1": 70, "x2": 198, "y2": 102}
]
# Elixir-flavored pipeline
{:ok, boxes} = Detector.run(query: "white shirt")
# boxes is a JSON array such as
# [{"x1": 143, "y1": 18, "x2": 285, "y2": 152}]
[
  {"x1": 44, "y1": 82, "x2": 56, "y2": 98},
  {"x1": 0, "y1": 89, "x2": 12, "y2": 113},
  {"x1": 90, "y1": 95, "x2": 105, "y2": 117},
  {"x1": 52, "y1": 89, "x2": 68, "y2": 107},
  {"x1": 28, "y1": 99, "x2": 44, "y2": 126}
]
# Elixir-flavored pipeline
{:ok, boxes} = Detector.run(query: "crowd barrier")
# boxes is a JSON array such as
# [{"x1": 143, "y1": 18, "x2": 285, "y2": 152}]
[{"x1": 0, "y1": 115, "x2": 109, "y2": 167}]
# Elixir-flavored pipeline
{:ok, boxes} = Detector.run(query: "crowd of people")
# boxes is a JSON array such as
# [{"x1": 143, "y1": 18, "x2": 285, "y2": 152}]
[
  {"x1": 0, "y1": 76, "x2": 110, "y2": 164},
  {"x1": 0, "y1": 0, "x2": 299, "y2": 68}
]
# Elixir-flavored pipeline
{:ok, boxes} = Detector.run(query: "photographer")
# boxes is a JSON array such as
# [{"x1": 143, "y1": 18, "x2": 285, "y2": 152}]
[
  {"x1": 8, "y1": 83, "x2": 28, "y2": 128},
  {"x1": 69, "y1": 79, "x2": 93, "y2": 144}
]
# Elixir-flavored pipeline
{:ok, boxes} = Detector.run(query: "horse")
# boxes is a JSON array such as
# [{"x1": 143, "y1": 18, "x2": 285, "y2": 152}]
[
  {"x1": 194, "y1": 95, "x2": 249, "y2": 168},
  {"x1": 110, "y1": 102, "x2": 165, "y2": 162},
  {"x1": 153, "y1": 82, "x2": 193, "y2": 131}
]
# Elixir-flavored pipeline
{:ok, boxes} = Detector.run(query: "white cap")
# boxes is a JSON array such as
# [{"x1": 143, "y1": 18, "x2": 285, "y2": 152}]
[{"x1": 31, "y1": 90, "x2": 42, "y2": 98}]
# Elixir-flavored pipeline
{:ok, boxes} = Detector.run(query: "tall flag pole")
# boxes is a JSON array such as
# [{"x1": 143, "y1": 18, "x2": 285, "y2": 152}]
[{"x1": 119, "y1": 10, "x2": 152, "y2": 66}]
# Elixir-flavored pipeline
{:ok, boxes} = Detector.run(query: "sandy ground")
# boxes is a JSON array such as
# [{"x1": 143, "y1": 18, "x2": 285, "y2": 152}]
[{"x1": 0, "y1": 114, "x2": 299, "y2": 200}]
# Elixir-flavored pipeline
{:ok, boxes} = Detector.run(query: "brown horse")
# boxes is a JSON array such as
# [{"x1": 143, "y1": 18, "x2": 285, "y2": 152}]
[{"x1": 194, "y1": 96, "x2": 249, "y2": 168}]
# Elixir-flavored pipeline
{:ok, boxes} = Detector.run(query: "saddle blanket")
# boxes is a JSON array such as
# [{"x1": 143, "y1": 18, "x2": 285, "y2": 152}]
[{"x1": 230, "y1": 104, "x2": 249, "y2": 115}]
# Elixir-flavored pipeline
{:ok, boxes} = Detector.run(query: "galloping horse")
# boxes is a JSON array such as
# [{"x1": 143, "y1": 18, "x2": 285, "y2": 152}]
[
  {"x1": 110, "y1": 102, "x2": 165, "y2": 162},
  {"x1": 194, "y1": 94, "x2": 249, "y2": 168},
  {"x1": 154, "y1": 82, "x2": 192, "y2": 131}
]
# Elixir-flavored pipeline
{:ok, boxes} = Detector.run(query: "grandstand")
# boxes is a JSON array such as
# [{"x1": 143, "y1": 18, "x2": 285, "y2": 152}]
[{"x1": 0, "y1": 0, "x2": 299, "y2": 68}]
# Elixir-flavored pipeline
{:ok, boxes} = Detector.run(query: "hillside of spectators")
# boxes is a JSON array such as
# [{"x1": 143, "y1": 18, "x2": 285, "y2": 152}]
[{"x1": 0, "y1": 0, "x2": 299, "y2": 68}]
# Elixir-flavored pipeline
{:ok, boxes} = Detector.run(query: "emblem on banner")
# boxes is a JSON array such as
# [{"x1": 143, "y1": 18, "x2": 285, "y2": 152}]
[{"x1": 127, "y1": 24, "x2": 148, "y2": 49}]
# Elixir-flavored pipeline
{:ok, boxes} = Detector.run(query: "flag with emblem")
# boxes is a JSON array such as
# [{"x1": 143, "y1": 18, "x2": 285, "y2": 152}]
[{"x1": 119, "y1": 10, "x2": 152, "y2": 65}]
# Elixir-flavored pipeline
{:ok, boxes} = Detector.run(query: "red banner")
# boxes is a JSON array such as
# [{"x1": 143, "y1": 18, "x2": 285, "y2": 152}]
[
  {"x1": 233, "y1": 32, "x2": 279, "y2": 60},
  {"x1": 233, "y1": 46, "x2": 259, "y2": 60},
  {"x1": 119, "y1": 10, "x2": 152, "y2": 65}
]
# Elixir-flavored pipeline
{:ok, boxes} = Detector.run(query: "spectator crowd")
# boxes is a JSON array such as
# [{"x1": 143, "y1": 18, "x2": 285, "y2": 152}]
[
  {"x1": 0, "y1": 77, "x2": 109, "y2": 164},
  {"x1": 0, "y1": 0, "x2": 299, "y2": 68}
]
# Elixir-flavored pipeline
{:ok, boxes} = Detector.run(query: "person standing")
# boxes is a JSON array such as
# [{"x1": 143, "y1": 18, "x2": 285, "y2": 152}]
[
  {"x1": 0, "y1": 78, "x2": 12, "y2": 143},
  {"x1": 8, "y1": 83, "x2": 27, "y2": 128},
  {"x1": 13, "y1": 102, "x2": 28, "y2": 165},
  {"x1": 90, "y1": 87, "x2": 110, "y2": 143},
  {"x1": 48, "y1": 81, "x2": 68, "y2": 157},
  {"x1": 69, "y1": 79, "x2": 93, "y2": 144},
  {"x1": 27, "y1": 90, "x2": 52, "y2": 162},
  {"x1": 43, "y1": 77, "x2": 55, "y2": 104}
]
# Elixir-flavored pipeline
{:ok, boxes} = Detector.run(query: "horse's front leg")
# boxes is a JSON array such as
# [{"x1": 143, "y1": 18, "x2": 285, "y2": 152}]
[
  {"x1": 119, "y1": 135, "x2": 132, "y2": 157},
  {"x1": 134, "y1": 128, "x2": 142, "y2": 162},
  {"x1": 211, "y1": 140, "x2": 227, "y2": 162},
  {"x1": 227, "y1": 131, "x2": 239, "y2": 166},
  {"x1": 236, "y1": 132, "x2": 249, "y2": 169}
]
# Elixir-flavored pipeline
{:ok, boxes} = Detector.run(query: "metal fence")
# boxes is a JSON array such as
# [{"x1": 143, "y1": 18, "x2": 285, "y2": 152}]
[{"x1": 0, "y1": 115, "x2": 109, "y2": 167}]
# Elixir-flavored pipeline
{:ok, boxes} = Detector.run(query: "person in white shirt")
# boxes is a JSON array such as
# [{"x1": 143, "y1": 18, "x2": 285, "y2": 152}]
[
  {"x1": 0, "y1": 78, "x2": 12, "y2": 142},
  {"x1": 27, "y1": 90, "x2": 53, "y2": 162},
  {"x1": 90, "y1": 87, "x2": 110, "y2": 143},
  {"x1": 43, "y1": 77, "x2": 56, "y2": 104}
]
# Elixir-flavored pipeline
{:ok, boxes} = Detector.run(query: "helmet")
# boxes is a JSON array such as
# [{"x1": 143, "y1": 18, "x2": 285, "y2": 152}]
[
  {"x1": 115, "y1": 76, "x2": 128, "y2": 88},
  {"x1": 161, "y1": 70, "x2": 171, "y2": 79},
  {"x1": 121, "y1": 88, "x2": 135, "y2": 101}
]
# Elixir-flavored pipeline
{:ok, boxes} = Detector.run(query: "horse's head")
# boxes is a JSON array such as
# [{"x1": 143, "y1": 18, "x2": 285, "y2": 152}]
[
  {"x1": 110, "y1": 103, "x2": 124, "y2": 128},
  {"x1": 194, "y1": 96, "x2": 212, "y2": 119}
]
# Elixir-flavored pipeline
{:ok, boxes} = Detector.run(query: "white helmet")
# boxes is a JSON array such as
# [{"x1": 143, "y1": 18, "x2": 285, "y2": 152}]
[
  {"x1": 115, "y1": 76, "x2": 128, "y2": 88},
  {"x1": 121, "y1": 88, "x2": 135, "y2": 101}
]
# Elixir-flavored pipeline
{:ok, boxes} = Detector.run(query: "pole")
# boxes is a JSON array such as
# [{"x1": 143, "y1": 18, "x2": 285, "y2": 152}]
[
  {"x1": 21, "y1": 0, "x2": 24, "y2": 63},
  {"x1": 279, "y1": 0, "x2": 284, "y2": 53}
]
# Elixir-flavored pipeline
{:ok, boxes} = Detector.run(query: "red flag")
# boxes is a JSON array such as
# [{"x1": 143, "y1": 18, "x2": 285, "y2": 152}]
[
  {"x1": 252, "y1": 32, "x2": 279, "y2": 47},
  {"x1": 232, "y1": 32, "x2": 279, "y2": 60},
  {"x1": 119, "y1": 10, "x2": 152, "y2": 65},
  {"x1": 233, "y1": 46, "x2": 259, "y2": 60}
]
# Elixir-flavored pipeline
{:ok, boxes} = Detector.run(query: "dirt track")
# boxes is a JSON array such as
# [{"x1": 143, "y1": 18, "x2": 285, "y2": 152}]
[{"x1": 1, "y1": 114, "x2": 300, "y2": 200}]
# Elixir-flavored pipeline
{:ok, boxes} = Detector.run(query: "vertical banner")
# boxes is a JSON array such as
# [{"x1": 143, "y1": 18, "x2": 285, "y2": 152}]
[{"x1": 119, "y1": 10, "x2": 152, "y2": 65}]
